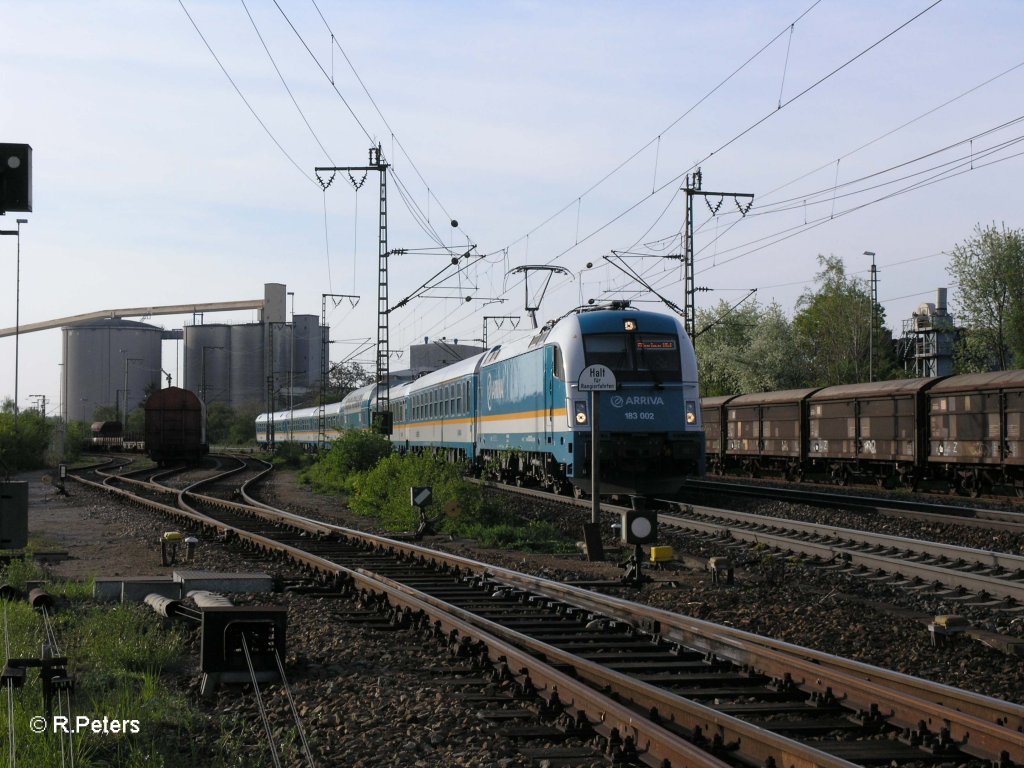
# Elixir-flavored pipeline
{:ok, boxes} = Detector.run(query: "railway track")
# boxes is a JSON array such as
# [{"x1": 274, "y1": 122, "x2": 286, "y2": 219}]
[
  {"x1": 684, "y1": 478, "x2": 1024, "y2": 532},
  {"x1": 484, "y1": 480, "x2": 1024, "y2": 613},
  {"x1": 68, "y1": 457, "x2": 1024, "y2": 767},
  {"x1": 660, "y1": 503, "x2": 1024, "y2": 610}
]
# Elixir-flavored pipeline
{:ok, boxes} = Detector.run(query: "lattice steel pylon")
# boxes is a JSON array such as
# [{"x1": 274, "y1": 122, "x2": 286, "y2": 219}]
[
  {"x1": 374, "y1": 146, "x2": 390, "y2": 430},
  {"x1": 682, "y1": 168, "x2": 753, "y2": 342},
  {"x1": 316, "y1": 145, "x2": 390, "y2": 438}
]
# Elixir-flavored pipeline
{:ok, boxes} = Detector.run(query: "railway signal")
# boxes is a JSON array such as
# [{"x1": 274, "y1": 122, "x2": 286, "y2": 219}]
[
  {"x1": 0, "y1": 143, "x2": 32, "y2": 213},
  {"x1": 411, "y1": 486, "x2": 437, "y2": 539}
]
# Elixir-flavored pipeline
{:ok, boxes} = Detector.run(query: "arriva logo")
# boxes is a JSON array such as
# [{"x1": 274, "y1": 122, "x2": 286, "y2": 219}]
[{"x1": 610, "y1": 396, "x2": 664, "y2": 407}]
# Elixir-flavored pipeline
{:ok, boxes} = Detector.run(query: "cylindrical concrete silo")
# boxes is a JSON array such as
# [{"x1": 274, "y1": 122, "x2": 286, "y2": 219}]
[
  {"x1": 230, "y1": 324, "x2": 265, "y2": 409},
  {"x1": 183, "y1": 325, "x2": 231, "y2": 406},
  {"x1": 270, "y1": 322, "x2": 291, "y2": 395},
  {"x1": 63, "y1": 318, "x2": 163, "y2": 423},
  {"x1": 292, "y1": 315, "x2": 317, "y2": 387}
]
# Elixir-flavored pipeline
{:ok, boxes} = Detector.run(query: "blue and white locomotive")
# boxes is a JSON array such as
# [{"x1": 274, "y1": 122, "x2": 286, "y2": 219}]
[{"x1": 257, "y1": 303, "x2": 705, "y2": 496}]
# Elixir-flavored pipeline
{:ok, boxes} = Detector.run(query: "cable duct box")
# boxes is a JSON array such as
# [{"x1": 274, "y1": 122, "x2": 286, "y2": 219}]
[
  {"x1": 0, "y1": 143, "x2": 32, "y2": 213},
  {"x1": 0, "y1": 481, "x2": 29, "y2": 550}
]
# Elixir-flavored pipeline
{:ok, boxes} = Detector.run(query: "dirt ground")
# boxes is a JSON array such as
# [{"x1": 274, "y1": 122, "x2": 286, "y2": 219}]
[
  {"x1": 18, "y1": 467, "x2": 628, "y2": 585},
  {"x1": 18, "y1": 469, "x2": 185, "y2": 580}
]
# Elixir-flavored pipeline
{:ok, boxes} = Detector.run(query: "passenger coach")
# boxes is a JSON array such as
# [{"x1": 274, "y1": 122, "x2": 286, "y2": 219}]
[{"x1": 257, "y1": 303, "x2": 706, "y2": 498}]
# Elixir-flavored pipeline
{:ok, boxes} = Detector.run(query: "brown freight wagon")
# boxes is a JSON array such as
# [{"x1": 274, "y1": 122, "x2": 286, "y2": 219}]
[
  {"x1": 927, "y1": 370, "x2": 1024, "y2": 496},
  {"x1": 144, "y1": 386, "x2": 209, "y2": 465},
  {"x1": 722, "y1": 388, "x2": 820, "y2": 478},
  {"x1": 700, "y1": 395, "x2": 735, "y2": 474},
  {"x1": 806, "y1": 378, "x2": 940, "y2": 487}
]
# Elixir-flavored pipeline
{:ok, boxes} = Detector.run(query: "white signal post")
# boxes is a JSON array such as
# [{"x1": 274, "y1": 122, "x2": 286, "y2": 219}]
[{"x1": 578, "y1": 365, "x2": 617, "y2": 525}]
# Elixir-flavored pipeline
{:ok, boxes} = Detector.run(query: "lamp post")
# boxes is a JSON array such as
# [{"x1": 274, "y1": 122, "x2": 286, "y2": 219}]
[
  {"x1": 201, "y1": 346, "x2": 223, "y2": 404},
  {"x1": 864, "y1": 251, "x2": 877, "y2": 383},
  {"x1": 0, "y1": 217, "x2": 27, "y2": 429}
]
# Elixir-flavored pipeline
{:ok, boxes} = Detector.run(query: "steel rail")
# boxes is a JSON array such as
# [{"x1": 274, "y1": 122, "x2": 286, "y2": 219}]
[
  {"x1": 684, "y1": 478, "x2": 1024, "y2": 531},
  {"x1": 470, "y1": 479, "x2": 1024, "y2": 600},
  {"x1": 232, "y1": 472, "x2": 1024, "y2": 764},
  {"x1": 660, "y1": 509, "x2": 1024, "y2": 603},
  {"x1": 69, "y1": 471, "x2": 739, "y2": 768},
  {"x1": 667, "y1": 502, "x2": 1024, "y2": 571},
  {"x1": 72, "y1": 466, "x2": 1024, "y2": 764}
]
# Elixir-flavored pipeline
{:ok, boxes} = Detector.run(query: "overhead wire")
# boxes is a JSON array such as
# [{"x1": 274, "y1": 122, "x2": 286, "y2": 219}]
[
  {"x1": 605, "y1": 103, "x2": 1024, "y2": 305},
  {"x1": 500, "y1": 0, "x2": 826, "y2": 255},
  {"x1": 271, "y1": 0, "x2": 455, "y2": 250},
  {"x1": 240, "y1": 0, "x2": 335, "y2": 166},
  {"x1": 308, "y1": 0, "x2": 459, "y2": 222},
  {"x1": 412, "y1": 0, "x2": 947, "y2": 347},
  {"x1": 177, "y1": 0, "x2": 317, "y2": 185},
  {"x1": 406, "y1": 0, "x2": 829, "y2": 347},
  {"x1": 623, "y1": 58, "x2": 1024, "y2": 299}
]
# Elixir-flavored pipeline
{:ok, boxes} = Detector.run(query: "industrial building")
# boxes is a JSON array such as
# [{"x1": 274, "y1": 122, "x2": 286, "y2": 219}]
[
  {"x1": 182, "y1": 313, "x2": 325, "y2": 410},
  {"x1": 62, "y1": 318, "x2": 165, "y2": 423},
  {"x1": 58, "y1": 283, "x2": 326, "y2": 423},
  {"x1": 407, "y1": 338, "x2": 486, "y2": 376},
  {"x1": 899, "y1": 287, "x2": 956, "y2": 377}
]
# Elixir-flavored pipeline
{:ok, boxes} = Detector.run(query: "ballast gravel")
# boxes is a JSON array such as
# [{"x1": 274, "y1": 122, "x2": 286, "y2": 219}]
[{"x1": 30, "y1": 472, "x2": 1024, "y2": 766}]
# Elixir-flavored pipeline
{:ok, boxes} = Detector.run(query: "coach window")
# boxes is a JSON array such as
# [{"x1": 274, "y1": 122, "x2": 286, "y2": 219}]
[{"x1": 457, "y1": 383, "x2": 463, "y2": 414}]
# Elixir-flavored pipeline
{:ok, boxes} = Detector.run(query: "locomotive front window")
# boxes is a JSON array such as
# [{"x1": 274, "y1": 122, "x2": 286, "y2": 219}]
[
  {"x1": 583, "y1": 331, "x2": 681, "y2": 381},
  {"x1": 583, "y1": 334, "x2": 630, "y2": 372},
  {"x1": 634, "y1": 334, "x2": 680, "y2": 376}
]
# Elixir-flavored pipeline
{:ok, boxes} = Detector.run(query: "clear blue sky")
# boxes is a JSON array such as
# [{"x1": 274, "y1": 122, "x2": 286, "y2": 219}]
[{"x1": 2, "y1": 1, "x2": 1022, "y2": 415}]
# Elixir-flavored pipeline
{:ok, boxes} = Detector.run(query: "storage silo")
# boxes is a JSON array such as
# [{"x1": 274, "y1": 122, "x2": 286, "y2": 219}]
[
  {"x1": 183, "y1": 325, "x2": 231, "y2": 406},
  {"x1": 269, "y1": 322, "x2": 291, "y2": 395},
  {"x1": 285, "y1": 315, "x2": 324, "y2": 402},
  {"x1": 63, "y1": 318, "x2": 163, "y2": 423},
  {"x1": 230, "y1": 324, "x2": 265, "y2": 409}
]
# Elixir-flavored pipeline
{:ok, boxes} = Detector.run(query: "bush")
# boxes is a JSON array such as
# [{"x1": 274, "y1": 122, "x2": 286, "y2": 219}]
[
  {"x1": 272, "y1": 441, "x2": 312, "y2": 469},
  {"x1": 349, "y1": 452, "x2": 483, "y2": 530},
  {"x1": 0, "y1": 407, "x2": 53, "y2": 471},
  {"x1": 302, "y1": 430, "x2": 392, "y2": 494}
]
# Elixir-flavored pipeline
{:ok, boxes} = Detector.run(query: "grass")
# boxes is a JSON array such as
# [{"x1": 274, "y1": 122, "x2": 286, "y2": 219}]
[{"x1": 0, "y1": 558, "x2": 211, "y2": 767}]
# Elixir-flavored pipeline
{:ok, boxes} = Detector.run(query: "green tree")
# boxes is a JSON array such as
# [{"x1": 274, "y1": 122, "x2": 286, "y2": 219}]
[
  {"x1": 739, "y1": 301, "x2": 806, "y2": 392},
  {"x1": 0, "y1": 403, "x2": 53, "y2": 471},
  {"x1": 228, "y1": 400, "x2": 265, "y2": 445},
  {"x1": 206, "y1": 402, "x2": 234, "y2": 445},
  {"x1": 125, "y1": 407, "x2": 145, "y2": 435},
  {"x1": 792, "y1": 255, "x2": 897, "y2": 386},
  {"x1": 91, "y1": 404, "x2": 119, "y2": 424},
  {"x1": 946, "y1": 223, "x2": 1024, "y2": 372},
  {"x1": 695, "y1": 299, "x2": 760, "y2": 396},
  {"x1": 62, "y1": 421, "x2": 93, "y2": 463},
  {"x1": 326, "y1": 361, "x2": 373, "y2": 402},
  {"x1": 695, "y1": 299, "x2": 804, "y2": 395}
]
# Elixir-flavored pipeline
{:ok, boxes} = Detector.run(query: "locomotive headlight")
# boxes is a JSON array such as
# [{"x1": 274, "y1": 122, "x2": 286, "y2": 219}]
[
  {"x1": 574, "y1": 401, "x2": 589, "y2": 425},
  {"x1": 685, "y1": 400, "x2": 697, "y2": 425},
  {"x1": 623, "y1": 319, "x2": 637, "y2": 331}
]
